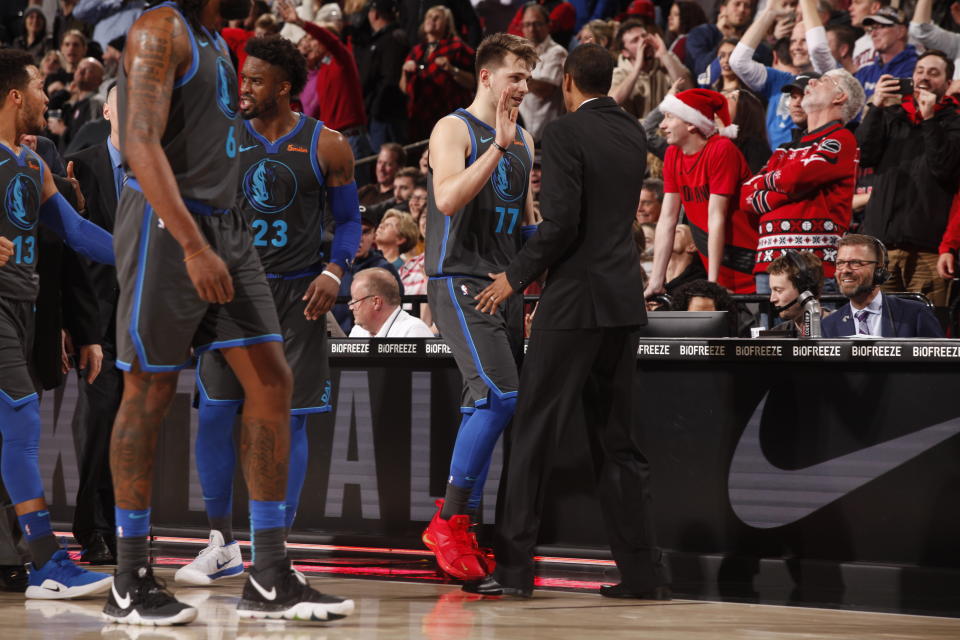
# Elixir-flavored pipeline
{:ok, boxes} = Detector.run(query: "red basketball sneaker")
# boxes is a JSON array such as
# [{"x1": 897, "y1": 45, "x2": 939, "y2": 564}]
[{"x1": 422, "y1": 501, "x2": 487, "y2": 581}]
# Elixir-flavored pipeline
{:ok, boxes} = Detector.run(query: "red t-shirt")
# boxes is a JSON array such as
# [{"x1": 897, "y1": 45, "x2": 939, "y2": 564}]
[{"x1": 663, "y1": 136, "x2": 758, "y2": 294}]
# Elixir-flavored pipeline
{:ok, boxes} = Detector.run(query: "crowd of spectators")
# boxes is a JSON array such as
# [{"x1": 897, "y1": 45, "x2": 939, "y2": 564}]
[{"x1": 2, "y1": 0, "x2": 960, "y2": 339}]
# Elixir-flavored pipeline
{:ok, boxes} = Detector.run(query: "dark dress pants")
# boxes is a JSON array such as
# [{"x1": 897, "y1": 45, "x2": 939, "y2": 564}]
[
  {"x1": 71, "y1": 344, "x2": 121, "y2": 548},
  {"x1": 493, "y1": 326, "x2": 669, "y2": 591}
]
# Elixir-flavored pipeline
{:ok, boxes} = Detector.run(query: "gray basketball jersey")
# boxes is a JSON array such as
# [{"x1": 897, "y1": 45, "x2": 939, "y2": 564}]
[
  {"x1": 425, "y1": 109, "x2": 532, "y2": 278},
  {"x1": 117, "y1": 1, "x2": 240, "y2": 209},
  {"x1": 237, "y1": 115, "x2": 325, "y2": 273},
  {"x1": 0, "y1": 144, "x2": 44, "y2": 301}
]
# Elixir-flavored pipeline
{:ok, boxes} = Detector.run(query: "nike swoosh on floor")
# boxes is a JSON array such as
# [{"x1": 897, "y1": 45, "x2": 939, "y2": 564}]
[{"x1": 728, "y1": 393, "x2": 960, "y2": 529}]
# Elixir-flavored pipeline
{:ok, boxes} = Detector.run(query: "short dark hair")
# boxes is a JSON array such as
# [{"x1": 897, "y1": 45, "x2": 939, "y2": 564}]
[
  {"x1": 396, "y1": 166, "x2": 419, "y2": 180},
  {"x1": 641, "y1": 178, "x2": 663, "y2": 201},
  {"x1": 245, "y1": 35, "x2": 308, "y2": 96},
  {"x1": 917, "y1": 49, "x2": 955, "y2": 83},
  {"x1": 615, "y1": 19, "x2": 647, "y2": 53},
  {"x1": 475, "y1": 32, "x2": 539, "y2": 78},
  {"x1": 564, "y1": 43, "x2": 614, "y2": 95},
  {"x1": 0, "y1": 49, "x2": 35, "y2": 108},
  {"x1": 767, "y1": 251, "x2": 824, "y2": 297},
  {"x1": 838, "y1": 233, "x2": 887, "y2": 264},
  {"x1": 825, "y1": 25, "x2": 857, "y2": 59},
  {"x1": 671, "y1": 279, "x2": 736, "y2": 313},
  {"x1": 772, "y1": 37, "x2": 793, "y2": 67}
]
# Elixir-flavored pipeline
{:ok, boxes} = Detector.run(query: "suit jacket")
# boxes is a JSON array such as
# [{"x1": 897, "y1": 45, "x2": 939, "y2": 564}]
[
  {"x1": 65, "y1": 141, "x2": 120, "y2": 345},
  {"x1": 33, "y1": 177, "x2": 101, "y2": 390},
  {"x1": 506, "y1": 96, "x2": 647, "y2": 330},
  {"x1": 822, "y1": 294, "x2": 945, "y2": 338}
]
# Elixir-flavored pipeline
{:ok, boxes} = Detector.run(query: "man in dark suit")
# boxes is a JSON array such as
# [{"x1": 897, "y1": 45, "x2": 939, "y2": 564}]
[
  {"x1": 64, "y1": 83, "x2": 124, "y2": 564},
  {"x1": 823, "y1": 234, "x2": 944, "y2": 338},
  {"x1": 470, "y1": 43, "x2": 670, "y2": 599}
]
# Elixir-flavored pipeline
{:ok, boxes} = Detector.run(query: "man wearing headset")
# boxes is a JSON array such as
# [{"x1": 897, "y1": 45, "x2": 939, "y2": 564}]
[
  {"x1": 822, "y1": 234, "x2": 943, "y2": 338},
  {"x1": 767, "y1": 250, "x2": 826, "y2": 336}
]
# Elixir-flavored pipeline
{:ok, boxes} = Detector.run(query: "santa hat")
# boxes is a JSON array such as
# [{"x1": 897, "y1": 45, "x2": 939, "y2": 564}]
[{"x1": 659, "y1": 89, "x2": 738, "y2": 139}]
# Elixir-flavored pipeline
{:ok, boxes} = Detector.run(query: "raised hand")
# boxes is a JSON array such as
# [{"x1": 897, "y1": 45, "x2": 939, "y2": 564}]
[
  {"x1": 494, "y1": 88, "x2": 519, "y2": 149},
  {"x1": 66, "y1": 161, "x2": 86, "y2": 212},
  {"x1": 276, "y1": 0, "x2": 301, "y2": 25}
]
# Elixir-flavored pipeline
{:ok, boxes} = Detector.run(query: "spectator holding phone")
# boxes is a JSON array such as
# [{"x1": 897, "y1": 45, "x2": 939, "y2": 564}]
[
  {"x1": 853, "y1": 7, "x2": 917, "y2": 99},
  {"x1": 856, "y1": 50, "x2": 960, "y2": 308}
]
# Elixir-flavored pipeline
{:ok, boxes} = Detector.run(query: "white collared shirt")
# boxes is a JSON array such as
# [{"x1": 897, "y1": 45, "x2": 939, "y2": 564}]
[
  {"x1": 349, "y1": 307, "x2": 434, "y2": 338},
  {"x1": 518, "y1": 35, "x2": 567, "y2": 140}
]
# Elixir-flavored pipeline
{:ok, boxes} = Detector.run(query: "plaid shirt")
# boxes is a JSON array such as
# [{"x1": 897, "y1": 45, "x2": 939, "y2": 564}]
[{"x1": 404, "y1": 38, "x2": 476, "y2": 141}]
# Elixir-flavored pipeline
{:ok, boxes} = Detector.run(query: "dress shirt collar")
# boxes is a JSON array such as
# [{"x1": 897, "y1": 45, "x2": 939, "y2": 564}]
[{"x1": 107, "y1": 137, "x2": 122, "y2": 169}]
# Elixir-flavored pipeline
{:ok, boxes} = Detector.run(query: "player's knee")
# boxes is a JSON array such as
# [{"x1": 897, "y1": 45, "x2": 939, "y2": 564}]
[{"x1": 487, "y1": 392, "x2": 517, "y2": 421}]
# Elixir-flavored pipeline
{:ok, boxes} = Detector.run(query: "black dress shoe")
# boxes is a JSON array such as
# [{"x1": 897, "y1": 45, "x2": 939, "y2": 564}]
[
  {"x1": 599, "y1": 584, "x2": 672, "y2": 600},
  {"x1": 462, "y1": 576, "x2": 533, "y2": 598},
  {"x1": 81, "y1": 533, "x2": 116, "y2": 565},
  {"x1": 0, "y1": 565, "x2": 28, "y2": 592}
]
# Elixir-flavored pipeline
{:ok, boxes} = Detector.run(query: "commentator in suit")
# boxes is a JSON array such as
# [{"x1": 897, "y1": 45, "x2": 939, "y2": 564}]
[
  {"x1": 471, "y1": 44, "x2": 670, "y2": 599},
  {"x1": 63, "y1": 83, "x2": 123, "y2": 564},
  {"x1": 823, "y1": 234, "x2": 944, "y2": 338}
]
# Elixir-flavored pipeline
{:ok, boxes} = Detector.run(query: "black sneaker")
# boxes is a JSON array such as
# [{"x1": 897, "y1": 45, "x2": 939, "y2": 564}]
[
  {"x1": 237, "y1": 559, "x2": 354, "y2": 622},
  {"x1": 101, "y1": 566, "x2": 197, "y2": 626}
]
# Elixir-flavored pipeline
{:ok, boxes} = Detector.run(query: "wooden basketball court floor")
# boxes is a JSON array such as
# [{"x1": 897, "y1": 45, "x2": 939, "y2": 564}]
[{"x1": 5, "y1": 563, "x2": 960, "y2": 640}]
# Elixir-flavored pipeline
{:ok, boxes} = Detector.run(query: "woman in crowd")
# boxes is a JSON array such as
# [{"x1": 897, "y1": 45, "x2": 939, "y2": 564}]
[
  {"x1": 376, "y1": 209, "x2": 420, "y2": 270},
  {"x1": 401, "y1": 5, "x2": 476, "y2": 142},
  {"x1": 666, "y1": 1, "x2": 707, "y2": 62},
  {"x1": 399, "y1": 211, "x2": 433, "y2": 329},
  {"x1": 711, "y1": 38, "x2": 745, "y2": 93},
  {"x1": 725, "y1": 88, "x2": 771, "y2": 173},
  {"x1": 576, "y1": 19, "x2": 615, "y2": 53},
  {"x1": 14, "y1": 7, "x2": 55, "y2": 64}
]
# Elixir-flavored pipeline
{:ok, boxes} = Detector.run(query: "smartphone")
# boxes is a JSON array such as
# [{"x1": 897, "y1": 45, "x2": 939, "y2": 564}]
[{"x1": 897, "y1": 78, "x2": 914, "y2": 95}]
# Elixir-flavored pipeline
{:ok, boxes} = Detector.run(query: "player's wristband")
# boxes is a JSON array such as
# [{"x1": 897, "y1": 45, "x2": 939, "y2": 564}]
[
  {"x1": 321, "y1": 269, "x2": 342, "y2": 286},
  {"x1": 492, "y1": 141, "x2": 508, "y2": 154}
]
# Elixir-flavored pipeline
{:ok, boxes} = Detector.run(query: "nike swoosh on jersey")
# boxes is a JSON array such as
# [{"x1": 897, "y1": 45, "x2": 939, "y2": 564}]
[
  {"x1": 0, "y1": 159, "x2": 9, "y2": 167},
  {"x1": 249, "y1": 576, "x2": 277, "y2": 600},
  {"x1": 239, "y1": 145, "x2": 258, "y2": 152},
  {"x1": 112, "y1": 584, "x2": 132, "y2": 609},
  {"x1": 199, "y1": 40, "x2": 210, "y2": 47},
  {"x1": 479, "y1": 136, "x2": 493, "y2": 143},
  {"x1": 727, "y1": 393, "x2": 960, "y2": 529}
]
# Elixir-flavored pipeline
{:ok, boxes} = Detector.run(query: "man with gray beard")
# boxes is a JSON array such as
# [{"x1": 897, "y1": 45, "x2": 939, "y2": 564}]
[{"x1": 741, "y1": 68, "x2": 864, "y2": 286}]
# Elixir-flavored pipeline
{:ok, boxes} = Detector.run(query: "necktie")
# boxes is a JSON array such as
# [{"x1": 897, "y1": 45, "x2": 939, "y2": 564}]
[
  {"x1": 855, "y1": 309, "x2": 870, "y2": 335},
  {"x1": 114, "y1": 164, "x2": 124, "y2": 200}
]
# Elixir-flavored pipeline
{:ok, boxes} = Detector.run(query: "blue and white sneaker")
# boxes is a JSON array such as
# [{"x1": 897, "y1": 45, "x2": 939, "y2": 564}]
[
  {"x1": 174, "y1": 531, "x2": 243, "y2": 586},
  {"x1": 25, "y1": 549, "x2": 113, "y2": 599}
]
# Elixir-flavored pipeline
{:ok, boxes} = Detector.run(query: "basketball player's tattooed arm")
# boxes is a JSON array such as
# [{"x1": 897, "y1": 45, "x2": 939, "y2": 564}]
[
  {"x1": 431, "y1": 87, "x2": 522, "y2": 216},
  {"x1": 302, "y1": 127, "x2": 359, "y2": 321},
  {"x1": 123, "y1": 8, "x2": 234, "y2": 304}
]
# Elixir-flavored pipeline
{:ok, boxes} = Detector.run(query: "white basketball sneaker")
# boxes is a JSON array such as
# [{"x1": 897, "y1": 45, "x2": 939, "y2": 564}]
[{"x1": 174, "y1": 531, "x2": 243, "y2": 586}]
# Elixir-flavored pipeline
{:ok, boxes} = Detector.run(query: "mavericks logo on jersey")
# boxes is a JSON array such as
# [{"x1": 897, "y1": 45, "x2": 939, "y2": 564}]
[
  {"x1": 491, "y1": 152, "x2": 525, "y2": 203},
  {"x1": 5, "y1": 173, "x2": 39, "y2": 231},
  {"x1": 215, "y1": 57, "x2": 239, "y2": 118},
  {"x1": 243, "y1": 159, "x2": 299, "y2": 214}
]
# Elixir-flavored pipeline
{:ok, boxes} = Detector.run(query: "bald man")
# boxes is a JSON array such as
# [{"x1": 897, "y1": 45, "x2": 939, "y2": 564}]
[{"x1": 348, "y1": 267, "x2": 434, "y2": 337}]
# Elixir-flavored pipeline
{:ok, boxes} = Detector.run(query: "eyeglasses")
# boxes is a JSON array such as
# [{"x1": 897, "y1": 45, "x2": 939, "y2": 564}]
[
  {"x1": 348, "y1": 295, "x2": 375, "y2": 309},
  {"x1": 835, "y1": 259, "x2": 879, "y2": 270},
  {"x1": 810, "y1": 74, "x2": 842, "y2": 92},
  {"x1": 864, "y1": 23, "x2": 897, "y2": 33}
]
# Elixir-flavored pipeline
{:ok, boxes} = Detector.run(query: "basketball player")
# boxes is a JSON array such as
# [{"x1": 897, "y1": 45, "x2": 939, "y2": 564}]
[
  {"x1": 422, "y1": 33, "x2": 539, "y2": 581},
  {"x1": 175, "y1": 34, "x2": 361, "y2": 586},
  {"x1": 0, "y1": 49, "x2": 115, "y2": 599},
  {"x1": 103, "y1": 0, "x2": 353, "y2": 625}
]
